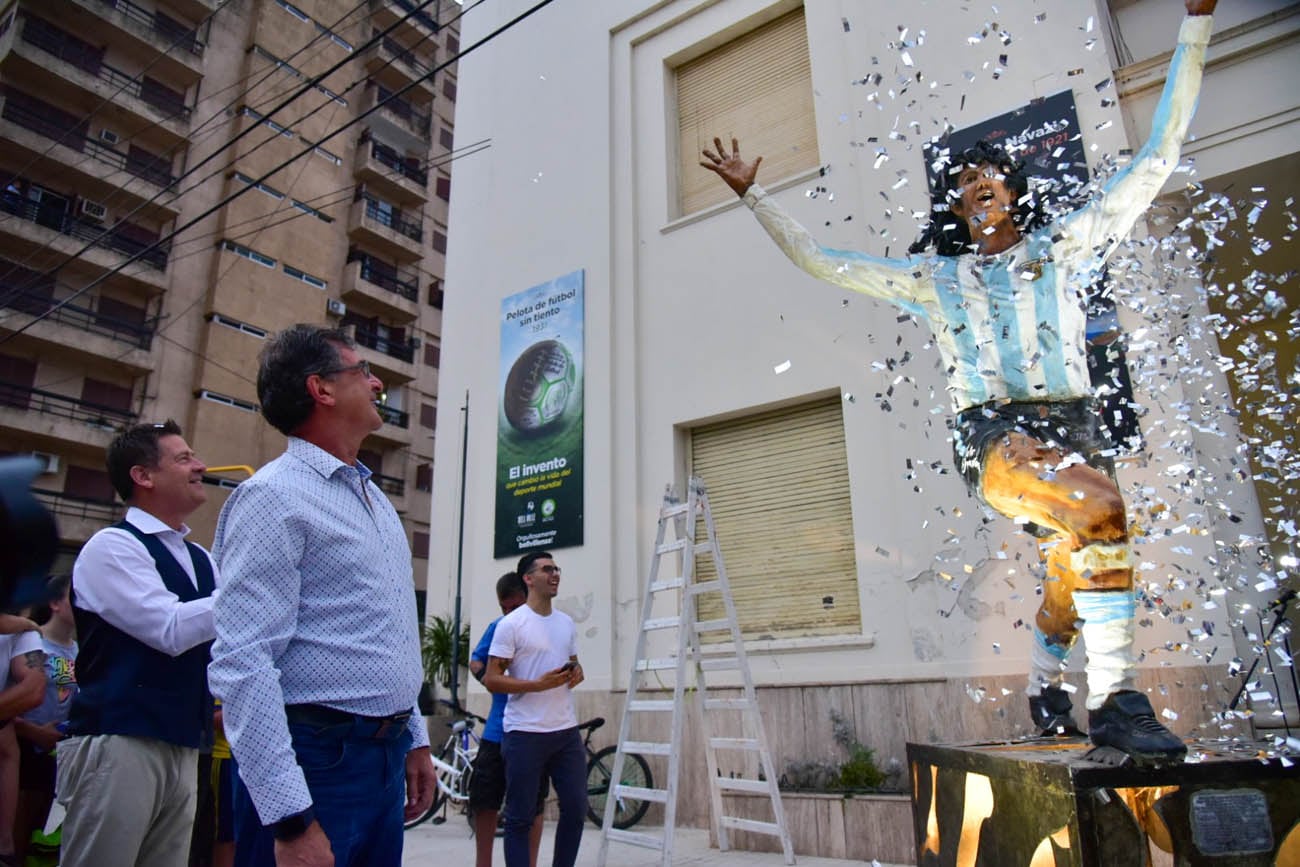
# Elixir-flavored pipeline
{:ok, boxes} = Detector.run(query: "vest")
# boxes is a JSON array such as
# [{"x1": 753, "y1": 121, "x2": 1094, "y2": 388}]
[{"x1": 65, "y1": 520, "x2": 215, "y2": 749}]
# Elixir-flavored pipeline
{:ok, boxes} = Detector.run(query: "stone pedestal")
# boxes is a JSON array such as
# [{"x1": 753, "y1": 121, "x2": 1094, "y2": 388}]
[{"x1": 906, "y1": 739, "x2": 1299, "y2": 866}]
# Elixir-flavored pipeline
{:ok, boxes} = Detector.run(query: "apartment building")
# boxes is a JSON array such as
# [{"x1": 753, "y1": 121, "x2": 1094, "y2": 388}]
[{"x1": 0, "y1": 0, "x2": 458, "y2": 615}]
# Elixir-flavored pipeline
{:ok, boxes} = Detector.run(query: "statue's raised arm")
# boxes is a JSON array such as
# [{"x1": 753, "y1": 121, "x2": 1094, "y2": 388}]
[
  {"x1": 699, "y1": 137, "x2": 929, "y2": 311},
  {"x1": 700, "y1": 136, "x2": 761, "y2": 199}
]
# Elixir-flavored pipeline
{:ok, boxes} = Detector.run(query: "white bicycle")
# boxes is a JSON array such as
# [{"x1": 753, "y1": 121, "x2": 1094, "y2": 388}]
[{"x1": 406, "y1": 703, "x2": 484, "y2": 830}]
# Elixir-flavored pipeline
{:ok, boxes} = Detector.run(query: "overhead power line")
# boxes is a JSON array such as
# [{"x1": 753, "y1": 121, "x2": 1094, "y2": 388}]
[
  {"x1": 0, "y1": 0, "x2": 448, "y2": 302},
  {"x1": 0, "y1": 0, "x2": 382, "y2": 293},
  {"x1": 0, "y1": 0, "x2": 553, "y2": 349}
]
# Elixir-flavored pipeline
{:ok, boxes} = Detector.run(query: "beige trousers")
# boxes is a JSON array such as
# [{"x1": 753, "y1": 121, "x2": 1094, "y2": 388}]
[{"x1": 55, "y1": 734, "x2": 199, "y2": 867}]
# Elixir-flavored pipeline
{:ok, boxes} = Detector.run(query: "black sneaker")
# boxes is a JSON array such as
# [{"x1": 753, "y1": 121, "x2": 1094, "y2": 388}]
[
  {"x1": 1028, "y1": 685, "x2": 1082, "y2": 736},
  {"x1": 1087, "y1": 690, "x2": 1186, "y2": 765}
]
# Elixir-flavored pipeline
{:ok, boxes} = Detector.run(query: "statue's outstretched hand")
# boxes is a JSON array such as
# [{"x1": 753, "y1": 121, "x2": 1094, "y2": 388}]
[
  {"x1": 700, "y1": 137, "x2": 762, "y2": 199},
  {"x1": 1185, "y1": 0, "x2": 1216, "y2": 15}
]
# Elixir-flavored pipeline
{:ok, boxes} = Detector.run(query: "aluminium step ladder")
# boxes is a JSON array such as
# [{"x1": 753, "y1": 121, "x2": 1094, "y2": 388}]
[{"x1": 596, "y1": 477, "x2": 794, "y2": 866}]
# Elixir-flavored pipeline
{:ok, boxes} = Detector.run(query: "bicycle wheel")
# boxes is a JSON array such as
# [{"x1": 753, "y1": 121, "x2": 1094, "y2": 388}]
[
  {"x1": 406, "y1": 743, "x2": 455, "y2": 831},
  {"x1": 586, "y1": 746, "x2": 653, "y2": 830},
  {"x1": 404, "y1": 771, "x2": 445, "y2": 831}
]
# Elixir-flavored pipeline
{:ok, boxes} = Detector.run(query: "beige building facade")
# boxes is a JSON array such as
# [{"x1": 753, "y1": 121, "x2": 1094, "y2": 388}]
[
  {"x1": 430, "y1": 0, "x2": 1299, "y2": 843},
  {"x1": 0, "y1": 0, "x2": 460, "y2": 615}
]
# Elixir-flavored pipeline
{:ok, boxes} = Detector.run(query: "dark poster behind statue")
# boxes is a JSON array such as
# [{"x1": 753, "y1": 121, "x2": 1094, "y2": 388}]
[{"x1": 923, "y1": 90, "x2": 1144, "y2": 453}]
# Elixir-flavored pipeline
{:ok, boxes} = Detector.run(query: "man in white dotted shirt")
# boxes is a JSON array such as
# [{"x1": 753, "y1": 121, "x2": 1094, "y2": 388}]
[
  {"x1": 209, "y1": 325, "x2": 435, "y2": 867},
  {"x1": 57, "y1": 420, "x2": 218, "y2": 867}
]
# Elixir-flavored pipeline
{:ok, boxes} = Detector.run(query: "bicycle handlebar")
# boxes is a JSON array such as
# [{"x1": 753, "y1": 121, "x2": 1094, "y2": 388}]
[{"x1": 437, "y1": 697, "x2": 488, "y2": 725}]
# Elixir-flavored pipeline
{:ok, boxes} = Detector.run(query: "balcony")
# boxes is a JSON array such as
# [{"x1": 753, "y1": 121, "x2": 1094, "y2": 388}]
[
  {"x1": 0, "y1": 191, "x2": 170, "y2": 275},
  {"x1": 0, "y1": 289, "x2": 156, "y2": 372},
  {"x1": 361, "y1": 81, "x2": 431, "y2": 150},
  {"x1": 354, "y1": 137, "x2": 428, "y2": 204},
  {"x1": 371, "y1": 471, "x2": 405, "y2": 496},
  {"x1": 32, "y1": 488, "x2": 122, "y2": 543},
  {"x1": 365, "y1": 35, "x2": 436, "y2": 97},
  {"x1": 339, "y1": 255, "x2": 420, "y2": 322},
  {"x1": 7, "y1": 14, "x2": 193, "y2": 143},
  {"x1": 0, "y1": 97, "x2": 180, "y2": 217},
  {"x1": 372, "y1": 469, "x2": 407, "y2": 511},
  {"x1": 0, "y1": 384, "x2": 137, "y2": 456},
  {"x1": 348, "y1": 192, "x2": 423, "y2": 262},
  {"x1": 369, "y1": 0, "x2": 438, "y2": 48},
  {"x1": 353, "y1": 324, "x2": 416, "y2": 364},
  {"x1": 65, "y1": 0, "x2": 205, "y2": 78},
  {"x1": 366, "y1": 410, "x2": 414, "y2": 448},
  {"x1": 0, "y1": 382, "x2": 136, "y2": 426},
  {"x1": 351, "y1": 331, "x2": 416, "y2": 386},
  {"x1": 377, "y1": 403, "x2": 410, "y2": 428}
]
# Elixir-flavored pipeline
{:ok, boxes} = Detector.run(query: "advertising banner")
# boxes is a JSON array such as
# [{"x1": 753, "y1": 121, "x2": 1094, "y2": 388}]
[{"x1": 494, "y1": 270, "x2": 584, "y2": 558}]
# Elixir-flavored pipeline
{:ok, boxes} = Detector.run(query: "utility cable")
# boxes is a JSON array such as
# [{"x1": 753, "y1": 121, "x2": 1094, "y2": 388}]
[
  {"x1": 0, "y1": 0, "x2": 381, "y2": 291},
  {"x1": 0, "y1": 0, "x2": 448, "y2": 299},
  {"x1": 0, "y1": 0, "x2": 548, "y2": 346}
]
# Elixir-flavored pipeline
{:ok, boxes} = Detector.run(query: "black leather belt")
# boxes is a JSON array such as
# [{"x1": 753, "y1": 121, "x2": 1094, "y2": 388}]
[{"x1": 285, "y1": 703, "x2": 413, "y2": 739}]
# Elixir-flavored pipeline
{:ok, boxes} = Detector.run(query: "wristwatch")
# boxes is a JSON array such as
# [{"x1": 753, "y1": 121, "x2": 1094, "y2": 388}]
[{"x1": 272, "y1": 806, "x2": 316, "y2": 842}]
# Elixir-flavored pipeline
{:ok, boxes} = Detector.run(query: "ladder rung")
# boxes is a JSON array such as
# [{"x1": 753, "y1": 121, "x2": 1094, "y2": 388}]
[
  {"x1": 626, "y1": 696, "x2": 676, "y2": 712},
  {"x1": 627, "y1": 699, "x2": 675, "y2": 713},
  {"x1": 614, "y1": 784, "x2": 668, "y2": 803},
  {"x1": 634, "y1": 658, "x2": 677, "y2": 671},
  {"x1": 693, "y1": 618, "x2": 730, "y2": 632},
  {"x1": 687, "y1": 580, "x2": 721, "y2": 595},
  {"x1": 699, "y1": 656, "x2": 740, "y2": 671},
  {"x1": 703, "y1": 697, "x2": 755, "y2": 711},
  {"x1": 656, "y1": 539, "x2": 687, "y2": 554},
  {"x1": 661, "y1": 502, "x2": 690, "y2": 517},
  {"x1": 622, "y1": 740, "x2": 672, "y2": 756},
  {"x1": 648, "y1": 578, "x2": 684, "y2": 592},
  {"x1": 605, "y1": 828, "x2": 663, "y2": 850},
  {"x1": 716, "y1": 777, "x2": 772, "y2": 795},
  {"x1": 720, "y1": 816, "x2": 784, "y2": 836},
  {"x1": 693, "y1": 542, "x2": 714, "y2": 555},
  {"x1": 709, "y1": 737, "x2": 760, "y2": 751},
  {"x1": 642, "y1": 616, "x2": 680, "y2": 631}
]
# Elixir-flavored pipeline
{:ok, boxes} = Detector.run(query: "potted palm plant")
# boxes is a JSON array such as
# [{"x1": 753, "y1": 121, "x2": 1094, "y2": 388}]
[{"x1": 421, "y1": 614, "x2": 470, "y2": 710}]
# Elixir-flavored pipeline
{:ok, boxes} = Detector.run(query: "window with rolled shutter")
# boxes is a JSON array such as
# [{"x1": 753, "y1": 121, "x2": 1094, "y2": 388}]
[
  {"x1": 689, "y1": 396, "x2": 859, "y2": 639},
  {"x1": 675, "y1": 7, "x2": 817, "y2": 216}
]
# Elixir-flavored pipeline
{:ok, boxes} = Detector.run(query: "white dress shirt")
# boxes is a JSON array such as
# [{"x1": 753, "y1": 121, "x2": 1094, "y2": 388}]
[{"x1": 71, "y1": 506, "x2": 219, "y2": 657}]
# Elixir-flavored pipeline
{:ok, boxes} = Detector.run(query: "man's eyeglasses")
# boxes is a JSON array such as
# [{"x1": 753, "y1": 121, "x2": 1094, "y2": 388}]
[
  {"x1": 320, "y1": 360, "x2": 371, "y2": 379},
  {"x1": 530, "y1": 564, "x2": 561, "y2": 575}
]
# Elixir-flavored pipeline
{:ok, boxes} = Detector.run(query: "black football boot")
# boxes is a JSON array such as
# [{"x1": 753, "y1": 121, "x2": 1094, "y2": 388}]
[
  {"x1": 1087, "y1": 690, "x2": 1186, "y2": 767},
  {"x1": 1028, "y1": 684, "x2": 1082, "y2": 736}
]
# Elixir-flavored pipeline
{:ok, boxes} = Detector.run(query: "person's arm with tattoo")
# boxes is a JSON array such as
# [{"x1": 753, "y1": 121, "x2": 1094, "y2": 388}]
[{"x1": 0, "y1": 650, "x2": 46, "y2": 720}]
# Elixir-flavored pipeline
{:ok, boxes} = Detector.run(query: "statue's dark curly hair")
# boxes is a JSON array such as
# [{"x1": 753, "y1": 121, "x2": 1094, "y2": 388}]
[{"x1": 909, "y1": 140, "x2": 1044, "y2": 257}]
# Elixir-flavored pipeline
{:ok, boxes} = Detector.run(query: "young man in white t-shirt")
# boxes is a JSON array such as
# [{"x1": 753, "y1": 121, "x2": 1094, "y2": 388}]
[{"x1": 484, "y1": 552, "x2": 586, "y2": 867}]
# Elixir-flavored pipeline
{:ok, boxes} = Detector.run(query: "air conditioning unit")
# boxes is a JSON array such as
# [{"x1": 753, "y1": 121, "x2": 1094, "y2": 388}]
[
  {"x1": 31, "y1": 452, "x2": 60, "y2": 475},
  {"x1": 410, "y1": 336, "x2": 421, "y2": 349},
  {"x1": 326, "y1": 298, "x2": 347, "y2": 317},
  {"x1": 98, "y1": 129, "x2": 121, "y2": 145},
  {"x1": 79, "y1": 199, "x2": 108, "y2": 221}
]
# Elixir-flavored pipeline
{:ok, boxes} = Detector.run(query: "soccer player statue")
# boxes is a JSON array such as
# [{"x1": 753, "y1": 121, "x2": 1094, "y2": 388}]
[{"x1": 701, "y1": 0, "x2": 1218, "y2": 766}]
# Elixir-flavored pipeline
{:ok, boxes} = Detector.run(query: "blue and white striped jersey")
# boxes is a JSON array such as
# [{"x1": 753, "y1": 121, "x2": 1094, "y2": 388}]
[{"x1": 744, "y1": 16, "x2": 1211, "y2": 413}]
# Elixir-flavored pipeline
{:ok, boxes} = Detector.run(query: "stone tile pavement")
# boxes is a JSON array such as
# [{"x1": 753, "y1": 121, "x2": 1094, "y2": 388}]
[{"x1": 401, "y1": 817, "x2": 909, "y2": 865}]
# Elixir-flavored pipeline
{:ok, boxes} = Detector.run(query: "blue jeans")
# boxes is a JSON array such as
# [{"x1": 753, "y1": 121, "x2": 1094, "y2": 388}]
[
  {"x1": 233, "y1": 714, "x2": 412, "y2": 867},
  {"x1": 501, "y1": 727, "x2": 588, "y2": 867}
]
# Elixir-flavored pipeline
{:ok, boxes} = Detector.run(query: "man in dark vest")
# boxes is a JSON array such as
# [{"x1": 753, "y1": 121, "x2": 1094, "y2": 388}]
[{"x1": 58, "y1": 420, "x2": 218, "y2": 867}]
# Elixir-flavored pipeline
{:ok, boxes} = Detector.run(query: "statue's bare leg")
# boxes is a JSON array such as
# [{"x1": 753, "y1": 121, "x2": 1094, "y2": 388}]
[{"x1": 979, "y1": 432, "x2": 1184, "y2": 762}]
